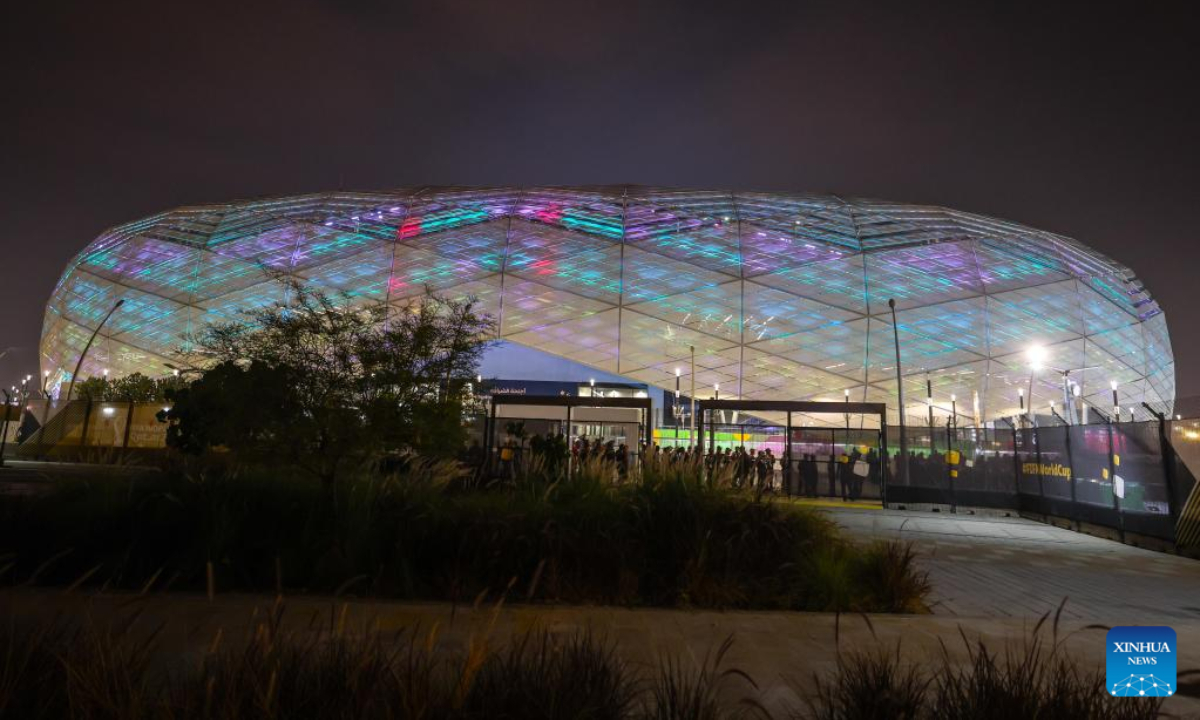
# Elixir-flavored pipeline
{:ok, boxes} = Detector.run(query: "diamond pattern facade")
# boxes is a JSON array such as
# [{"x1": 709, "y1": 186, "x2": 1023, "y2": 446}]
[{"x1": 40, "y1": 187, "x2": 1174, "y2": 425}]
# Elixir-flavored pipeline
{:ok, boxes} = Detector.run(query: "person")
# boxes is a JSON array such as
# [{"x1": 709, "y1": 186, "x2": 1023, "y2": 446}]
[
  {"x1": 772, "y1": 449, "x2": 782, "y2": 491},
  {"x1": 499, "y1": 439, "x2": 516, "y2": 480},
  {"x1": 804, "y1": 453, "x2": 820, "y2": 498},
  {"x1": 838, "y1": 448, "x2": 851, "y2": 501},
  {"x1": 756, "y1": 449, "x2": 771, "y2": 490},
  {"x1": 848, "y1": 447, "x2": 863, "y2": 500}
]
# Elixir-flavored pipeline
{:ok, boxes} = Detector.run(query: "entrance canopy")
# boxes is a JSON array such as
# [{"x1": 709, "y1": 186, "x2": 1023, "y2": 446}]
[{"x1": 487, "y1": 394, "x2": 653, "y2": 450}]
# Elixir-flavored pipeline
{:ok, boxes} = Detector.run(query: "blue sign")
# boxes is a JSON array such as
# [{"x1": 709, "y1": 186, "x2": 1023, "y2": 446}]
[{"x1": 1106, "y1": 626, "x2": 1176, "y2": 697}]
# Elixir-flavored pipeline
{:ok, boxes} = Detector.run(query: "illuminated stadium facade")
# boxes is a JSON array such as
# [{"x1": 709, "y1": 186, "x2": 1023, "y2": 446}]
[{"x1": 40, "y1": 187, "x2": 1173, "y2": 425}]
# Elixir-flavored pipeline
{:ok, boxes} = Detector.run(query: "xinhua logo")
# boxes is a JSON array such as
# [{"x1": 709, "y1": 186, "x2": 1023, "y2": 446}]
[{"x1": 1107, "y1": 626, "x2": 1176, "y2": 697}]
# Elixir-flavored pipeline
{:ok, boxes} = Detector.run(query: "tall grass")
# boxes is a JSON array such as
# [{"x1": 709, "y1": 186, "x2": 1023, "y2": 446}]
[
  {"x1": 0, "y1": 456, "x2": 929, "y2": 612},
  {"x1": 0, "y1": 607, "x2": 751, "y2": 720},
  {"x1": 0, "y1": 605, "x2": 1175, "y2": 719},
  {"x1": 796, "y1": 604, "x2": 1167, "y2": 720}
]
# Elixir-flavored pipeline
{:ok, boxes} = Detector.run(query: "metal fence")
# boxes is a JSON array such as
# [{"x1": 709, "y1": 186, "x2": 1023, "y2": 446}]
[{"x1": 885, "y1": 419, "x2": 1197, "y2": 544}]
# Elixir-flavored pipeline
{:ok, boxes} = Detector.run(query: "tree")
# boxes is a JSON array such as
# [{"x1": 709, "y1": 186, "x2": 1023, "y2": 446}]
[
  {"x1": 75, "y1": 373, "x2": 183, "y2": 402},
  {"x1": 163, "y1": 278, "x2": 493, "y2": 485}
]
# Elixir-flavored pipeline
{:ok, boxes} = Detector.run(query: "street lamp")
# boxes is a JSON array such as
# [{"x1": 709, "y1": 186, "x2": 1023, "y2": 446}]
[
  {"x1": 673, "y1": 367, "x2": 682, "y2": 445},
  {"x1": 39, "y1": 370, "x2": 52, "y2": 431},
  {"x1": 1111, "y1": 380, "x2": 1119, "y2": 423},
  {"x1": 689, "y1": 345, "x2": 696, "y2": 449},
  {"x1": 0, "y1": 387, "x2": 11, "y2": 468},
  {"x1": 714, "y1": 382, "x2": 720, "y2": 400},
  {"x1": 887, "y1": 298, "x2": 910, "y2": 489},
  {"x1": 950, "y1": 394, "x2": 957, "y2": 430},
  {"x1": 926, "y1": 378, "x2": 934, "y2": 427}
]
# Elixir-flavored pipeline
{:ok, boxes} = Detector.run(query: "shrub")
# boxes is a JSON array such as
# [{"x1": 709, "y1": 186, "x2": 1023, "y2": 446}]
[{"x1": 0, "y1": 460, "x2": 930, "y2": 613}]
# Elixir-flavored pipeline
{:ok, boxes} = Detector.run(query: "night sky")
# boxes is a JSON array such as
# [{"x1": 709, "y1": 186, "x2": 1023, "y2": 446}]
[{"x1": 3, "y1": 2, "x2": 1197, "y2": 396}]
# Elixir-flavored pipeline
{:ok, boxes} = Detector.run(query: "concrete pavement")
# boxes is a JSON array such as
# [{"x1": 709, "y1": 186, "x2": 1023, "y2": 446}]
[{"x1": 825, "y1": 506, "x2": 1200, "y2": 621}]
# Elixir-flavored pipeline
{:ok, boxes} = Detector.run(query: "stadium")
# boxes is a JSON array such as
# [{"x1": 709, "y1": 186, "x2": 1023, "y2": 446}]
[{"x1": 39, "y1": 186, "x2": 1174, "y2": 426}]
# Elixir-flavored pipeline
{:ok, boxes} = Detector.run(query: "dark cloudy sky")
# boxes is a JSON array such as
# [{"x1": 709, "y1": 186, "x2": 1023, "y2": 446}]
[{"x1": 3, "y1": 1, "x2": 1198, "y2": 395}]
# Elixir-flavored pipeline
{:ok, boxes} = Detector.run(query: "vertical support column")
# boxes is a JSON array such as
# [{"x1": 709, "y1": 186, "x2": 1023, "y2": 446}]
[
  {"x1": 488, "y1": 399, "x2": 498, "y2": 475},
  {"x1": 644, "y1": 404, "x2": 652, "y2": 450},
  {"x1": 1010, "y1": 425, "x2": 1023, "y2": 498},
  {"x1": 880, "y1": 415, "x2": 890, "y2": 507},
  {"x1": 946, "y1": 418, "x2": 958, "y2": 514},
  {"x1": 1107, "y1": 421, "x2": 1126, "y2": 542},
  {"x1": 785, "y1": 411, "x2": 793, "y2": 497},
  {"x1": 1033, "y1": 423, "x2": 1046, "y2": 515},
  {"x1": 565, "y1": 404, "x2": 573, "y2": 477},
  {"x1": 122, "y1": 399, "x2": 135, "y2": 449}
]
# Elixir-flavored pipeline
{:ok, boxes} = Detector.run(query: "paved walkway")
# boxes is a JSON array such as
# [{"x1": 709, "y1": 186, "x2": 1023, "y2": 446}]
[{"x1": 825, "y1": 506, "x2": 1200, "y2": 621}]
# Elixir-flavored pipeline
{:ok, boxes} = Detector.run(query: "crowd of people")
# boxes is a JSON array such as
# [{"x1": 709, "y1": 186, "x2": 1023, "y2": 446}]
[
  {"x1": 466, "y1": 427, "x2": 1074, "y2": 500},
  {"x1": 468, "y1": 428, "x2": 891, "y2": 501},
  {"x1": 889, "y1": 448, "x2": 1017, "y2": 492}
]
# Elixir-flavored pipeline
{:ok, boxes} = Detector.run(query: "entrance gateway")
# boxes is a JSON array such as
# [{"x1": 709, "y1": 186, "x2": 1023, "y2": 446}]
[
  {"x1": 485, "y1": 394, "x2": 890, "y2": 503},
  {"x1": 698, "y1": 399, "x2": 890, "y2": 504}
]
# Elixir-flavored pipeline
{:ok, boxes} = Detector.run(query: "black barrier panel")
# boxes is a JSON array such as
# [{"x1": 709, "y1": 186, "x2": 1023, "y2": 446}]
[
  {"x1": 1171, "y1": 446, "x2": 1198, "y2": 518},
  {"x1": 878, "y1": 417, "x2": 1190, "y2": 545},
  {"x1": 1070, "y1": 424, "x2": 1116, "y2": 508},
  {"x1": 985, "y1": 427, "x2": 1019, "y2": 494},
  {"x1": 839, "y1": 429, "x2": 883, "y2": 501},
  {"x1": 1113, "y1": 422, "x2": 1172, "y2": 516},
  {"x1": 1036, "y1": 424, "x2": 1075, "y2": 504},
  {"x1": 904, "y1": 426, "x2": 951, "y2": 499},
  {"x1": 1015, "y1": 428, "x2": 1041, "y2": 498},
  {"x1": 885, "y1": 426, "x2": 905, "y2": 485}
]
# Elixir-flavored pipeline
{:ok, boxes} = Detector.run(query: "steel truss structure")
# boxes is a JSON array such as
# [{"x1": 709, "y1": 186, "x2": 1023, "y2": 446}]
[{"x1": 40, "y1": 187, "x2": 1173, "y2": 425}]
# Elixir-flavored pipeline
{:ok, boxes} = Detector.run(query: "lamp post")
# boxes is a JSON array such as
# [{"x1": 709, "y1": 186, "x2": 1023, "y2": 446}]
[
  {"x1": 844, "y1": 388, "x2": 850, "y2": 430},
  {"x1": 1027, "y1": 345, "x2": 1045, "y2": 427},
  {"x1": 674, "y1": 367, "x2": 682, "y2": 447},
  {"x1": 65, "y1": 298, "x2": 125, "y2": 403},
  {"x1": 888, "y1": 298, "x2": 910, "y2": 489},
  {"x1": 714, "y1": 382, "x2": 719, "y2": 401},
  {"x1": 926, "y1": 378, "x2": 934, "y2": 428},
  {"x1": 1111, "y1": 380, "x2": 1119, "y2": 424},
  {"x1": 39, "y1": 370, "x2": 52, "y2": 431},
  {"x1": 689, "y1": 345, "x2": 696, "y2": 450},
  {"x1": 0, "y1": 388, "x2": 11, "y2": 468}
]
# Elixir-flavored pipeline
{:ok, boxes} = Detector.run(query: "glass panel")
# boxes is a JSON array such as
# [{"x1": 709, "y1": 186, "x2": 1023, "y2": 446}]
[
  {"x1": 1112, "y1": 421, "x2": 1170, "y2": 515},
  {"x1": 1070, "y1": 424, "x2": 1115, "y2": 507}
]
